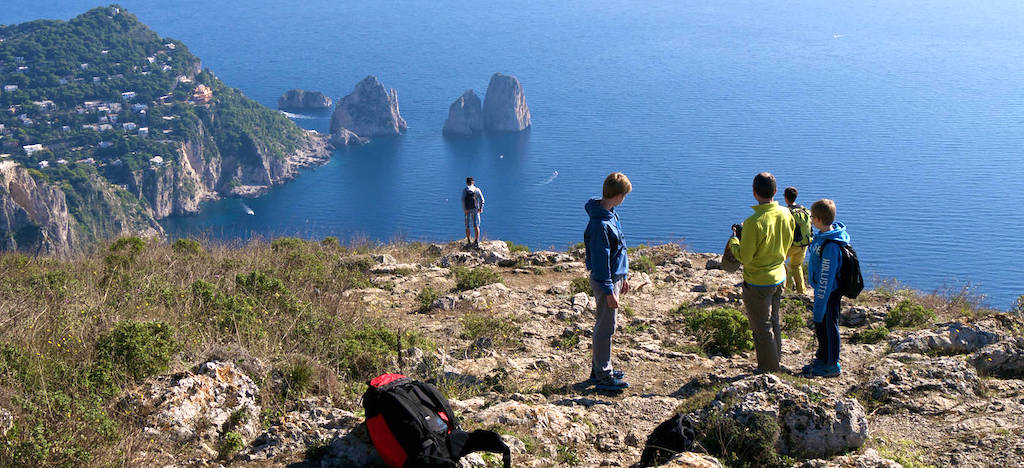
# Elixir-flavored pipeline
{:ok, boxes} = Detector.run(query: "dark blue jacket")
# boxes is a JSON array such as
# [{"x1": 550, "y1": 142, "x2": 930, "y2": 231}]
[
  {"x1": 584, "y1": 198, "x2": 629, "y2": 295},
  {"x1": 808, "y1": 222, "x2": 850, "y2": 321}
]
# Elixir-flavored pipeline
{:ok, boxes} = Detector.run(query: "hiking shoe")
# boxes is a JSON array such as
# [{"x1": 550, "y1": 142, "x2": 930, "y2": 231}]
[
  {"x1": 593, "y1": 376, "x2": 630, "y2": 391},
  {"x1": 800, "y1": 359, "x2": 823, "y2": 375},
  {"x1": 811, "y1": 362, "x2": 841, "y2": 378},
  {"x1": 590, "y1": 370, "x2": 625, "y2": 381}
]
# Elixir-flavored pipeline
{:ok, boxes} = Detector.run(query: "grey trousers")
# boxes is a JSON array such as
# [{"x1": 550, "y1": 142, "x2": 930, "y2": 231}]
[
  {"x1": 591, "y1": 277, "x2": 623, "y2": 379},
  {"x1": 742, "y1": 282, "x2": 784, "y2": 372}
]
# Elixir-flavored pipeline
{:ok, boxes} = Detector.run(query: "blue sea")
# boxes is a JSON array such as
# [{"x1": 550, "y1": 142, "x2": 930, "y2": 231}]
[{"x1": 5, "y1": 1, "x2": 1024, "y2": 308}]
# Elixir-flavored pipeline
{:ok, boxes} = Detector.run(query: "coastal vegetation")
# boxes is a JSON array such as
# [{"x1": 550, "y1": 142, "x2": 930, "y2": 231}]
[
  {"x1": 0, "y1": 6, "x2": 321, "y2": 255},
  {"x1": 0, "y1": 237, "x2": 1020, "y2": 466}
]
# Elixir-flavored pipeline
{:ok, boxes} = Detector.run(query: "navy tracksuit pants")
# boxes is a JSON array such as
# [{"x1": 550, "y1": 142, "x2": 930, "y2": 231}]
[{"x1": 814, "y1": 290, "x2": 842, "y2": 365}]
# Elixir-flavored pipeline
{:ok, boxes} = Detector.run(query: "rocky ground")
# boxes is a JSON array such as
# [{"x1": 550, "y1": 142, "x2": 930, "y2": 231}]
[{"x1": 123, "y1": 241, "x2": 1024, "y2": 467}]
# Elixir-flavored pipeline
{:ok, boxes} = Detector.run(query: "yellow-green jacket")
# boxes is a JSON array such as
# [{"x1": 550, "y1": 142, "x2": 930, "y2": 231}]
[{"x1": 728, "y1": 202, "x2": 795, "y2": 286}]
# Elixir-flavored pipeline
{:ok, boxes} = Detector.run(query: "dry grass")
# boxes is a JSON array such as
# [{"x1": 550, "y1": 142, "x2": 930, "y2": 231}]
[{"x1": 0, "y1": 236, "x2": 433, "y2": 467}]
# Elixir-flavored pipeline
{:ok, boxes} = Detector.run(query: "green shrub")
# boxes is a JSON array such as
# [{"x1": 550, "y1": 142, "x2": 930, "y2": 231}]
[
  {"x1": 505, "y1": 241, "x2": 530, "y2": 253},
  {"x1": 698, "y1": 411, "x2": 786, "y2": 468},
  {"x1": 460, "y1": 313, "x2": 522, "y2": 347},
  {"x1": 851, "y1": 326, "x2": 890, "y2": 344},
  {"x1": 451, "y1": 266, "x2": 503, "y2": 291},
  {"x1": 551, "y1": 330, "x2": 581, "y2": 350},
  {"x1": 321, "y1": 236, "x2": 340, "y2": 247},
  {"x1": 781, "y1": 300, "x2": 807, "y2": 333},
  {"x1": 104, "y1": 236, "x2": 146, "y2": 269},
  {"x1": 630, "y1": 255, "x2": 655, "y2": 274},
  {"x1": 218, "y1": 431, "x2": 244, "y2": 459},
  {"x1": 171, "y1": 238, "x2": 203, "y2": 255},
  {"x1": 416, "y1": 287, "x2": 441, "y2": 313},
  {"x1": 271, "y1": 237, "x2": 306, "y2": 251},
  {"x1": 627, "y1": 244, "x2": 648, "y2": 255},
  {"x1": 305, "y1": 438, "x2": 332, "y2": 461},
  {"x1": 570, "y1": 277, "x2": 592, "y2": 296},
  {"x1": 1016, "y1": 295, "x2": 1024, "y2": 314},
  {"x1": 885, "y1": 299, "x2": 935, "y2": 329},
  {"x1": 283, "y1": 360, "x2": 315, "y2": 396},
  {"x1": 95, "y1": 320, "x2": 179, "y2": 382},
  {"x1": 678, "y1": 307, "x2": 753, "y2": 356},
  {"x1": 297, "y1": 321, "x2": 432, "y2": 382},
  {"x1": 556, "y1": 444, "x2": 581, "y2": 466},
  {"x1": 30, "y1": 270, "x2": 78, "y2": 300}
]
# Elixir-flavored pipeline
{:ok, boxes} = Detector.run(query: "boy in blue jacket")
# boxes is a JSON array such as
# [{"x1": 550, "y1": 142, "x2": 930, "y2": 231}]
[
  {"x1": 584, "y1": 172, "x2": 632, "y2": 390},
  {"x1": 805, "y1": 199, "x2": 849, "y2": 377}
]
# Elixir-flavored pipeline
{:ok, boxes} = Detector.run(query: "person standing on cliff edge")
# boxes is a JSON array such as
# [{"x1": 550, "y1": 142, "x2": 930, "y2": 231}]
[
  {"x1": 728, "y1": 172, "x2": 795, "y2": 373},
  {"x1": 584, "y1": 172, "x2": 632, "y2": 391},
  {"x1": 463, "y1": 177, "x2": 485, "y2": 247}
]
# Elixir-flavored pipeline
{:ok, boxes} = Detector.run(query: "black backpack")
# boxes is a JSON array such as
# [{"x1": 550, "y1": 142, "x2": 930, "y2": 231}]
[
  {"x1": 363, "y1": 373, "x2": 511, "y2": 468},
  {"x1": 824, "y1": 240, "x2": 864, "y2": 299},
  {"x1": 463, "y1": 188, "x2": 479, "y2": 211},
  {"x1": 639, "y1": 413, "x2": 698, "y2": 467}
]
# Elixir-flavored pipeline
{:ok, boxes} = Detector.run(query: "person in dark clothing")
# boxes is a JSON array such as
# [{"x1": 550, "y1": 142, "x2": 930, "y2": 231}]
[{"x1": 584, "y1": 172, "x2": 632, "y2": 390}]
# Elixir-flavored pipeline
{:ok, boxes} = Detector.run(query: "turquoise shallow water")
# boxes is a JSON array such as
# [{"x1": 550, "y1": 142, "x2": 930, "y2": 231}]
[{"x1": 4, "y1": 1, "x2": 1024, "y2": 308}]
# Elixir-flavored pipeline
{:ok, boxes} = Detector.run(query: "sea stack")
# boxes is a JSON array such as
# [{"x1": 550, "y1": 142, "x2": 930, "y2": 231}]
[
  {"x1": 277, "y1": 89, "x2": 332, "y2": 110},
  {"x1": 482, "y1": 73, "x2": 530, "y2": 132},
  {"x1": 442, "y1": 90, "x2": 483, "y2": 136},
  {"x1": 330, "y1": 75, "x2": 407, "y2": 138}
]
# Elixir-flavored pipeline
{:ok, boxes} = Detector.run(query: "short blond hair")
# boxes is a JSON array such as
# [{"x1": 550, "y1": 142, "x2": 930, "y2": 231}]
[
  {"x1": 602, "y1": 172, "x2": 632, "y2": 199},
  {"x1": 811, "y1": 199, "x2": 836, "y2": 225}
]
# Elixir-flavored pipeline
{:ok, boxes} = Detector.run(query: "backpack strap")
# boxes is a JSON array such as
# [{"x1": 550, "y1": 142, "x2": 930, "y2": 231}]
[{"x1": 453, "y1": 429, "x2": 511, "y2": 468}]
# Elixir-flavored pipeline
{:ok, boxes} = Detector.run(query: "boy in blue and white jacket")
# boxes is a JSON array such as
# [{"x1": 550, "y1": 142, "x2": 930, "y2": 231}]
[
  {"x1": 584, "y1": 172, "x2": 632, "y2": 390},
  {"x1": 806, "y1": 199, "x2": 850, "y2": 378}
]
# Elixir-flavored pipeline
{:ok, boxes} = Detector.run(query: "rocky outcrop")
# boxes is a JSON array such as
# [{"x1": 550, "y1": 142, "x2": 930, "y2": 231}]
[
  {"x1": 891, "y1": 322, "x2": 1001, "y2": 355},
  {"x1": 858, "y1": 353, "x2": 981, "y2": 413},
  {"x1": 443, "y1": 90, "x2": 483, "y2": 135},
  {"x1": 330, "y1": 75, "x2": 407, "y2": 138},
  {"x1": 971, "y1": 338, "x2": 1024, "y2": 378},
  {"x1": 794, "y1": 449, "x2": 902, "y2": 468},
  {"x1": 0, "y1": 161, "x2": 78, "y2": 256},
  {"x1": 277, "y1": 89, "x2": 332, "y2": 110},
  {"x1": 125, "y1": 361, "x2": 261, "y2": 444},
  {"x1": 658, "y1": 453, "x2": 724, "y2": 468},
  {"x1": 688, "y1": 374, "x2": 869, "y2": 459},
  {"x1": 482, "y1": 73, "x2": 531, "y2": 132},
  {"x1": 329, "y1": 127, "x2": 369, "y2": 147}
]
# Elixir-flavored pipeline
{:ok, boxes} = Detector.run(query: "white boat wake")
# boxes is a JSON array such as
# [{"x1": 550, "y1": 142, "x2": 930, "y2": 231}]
[
  {"x1": 241, "y1": 202, "x2": 254, "y2": 215},
  {"x1": 278, "y1": 110, "x2": 317, "y2": 119},
  {"x1": 540, "y1": 170, "x2": 559, "y2": 185}
]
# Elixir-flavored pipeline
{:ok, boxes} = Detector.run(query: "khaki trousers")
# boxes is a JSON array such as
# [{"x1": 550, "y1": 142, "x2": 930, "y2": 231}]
[
  {"x1": 742, "y1": 282, "x2": 783, "y2": 372},
  {"x1": 785, "y1": 245, "x2": 808, "y2": 294}
]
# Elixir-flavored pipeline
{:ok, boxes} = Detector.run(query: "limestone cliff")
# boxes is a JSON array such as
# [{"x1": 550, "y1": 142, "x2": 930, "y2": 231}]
[
  {"x1": 482, "y1": 73, "x2": 531, "y2": 132},
  {"x1": 0, "y1": 107, "x2": 330, "y2": 255},
  {"x1": 330, "y1": 75, "x2": 407, "y2": 138},
  {"x1": 442, "y1": 90, "x2": 484, "y2": 136},
  {"x1": 0, "y1": 7, "x2": 334, "y2": 255},
  {"x1": 277, "y1": 89, "x2": 333, "y2": 110},
  {"x1": 0, "y1": 160, "x2": 162, "y2": 256}
]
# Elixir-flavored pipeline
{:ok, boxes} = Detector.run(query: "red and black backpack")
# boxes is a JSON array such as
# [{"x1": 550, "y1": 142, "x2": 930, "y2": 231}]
[{"x1": 363, "y1": 373, "x2": 511, "y2": 468}]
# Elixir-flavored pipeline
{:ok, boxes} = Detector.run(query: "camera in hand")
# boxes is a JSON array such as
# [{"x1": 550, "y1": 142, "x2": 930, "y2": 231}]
[{"x1": 732, "y1": 223, "x2": 743, "y2": 240}]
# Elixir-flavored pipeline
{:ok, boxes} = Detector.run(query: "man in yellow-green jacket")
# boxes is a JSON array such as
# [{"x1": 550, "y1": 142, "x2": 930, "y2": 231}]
[{"x1": 728, "y1": 172, "x2": 795, "y2": 372}]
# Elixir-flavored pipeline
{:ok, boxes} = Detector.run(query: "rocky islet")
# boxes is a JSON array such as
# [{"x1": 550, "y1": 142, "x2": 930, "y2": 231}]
[{"x1": 277, "y1": 89, "x2": 333, "y2": 110}]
